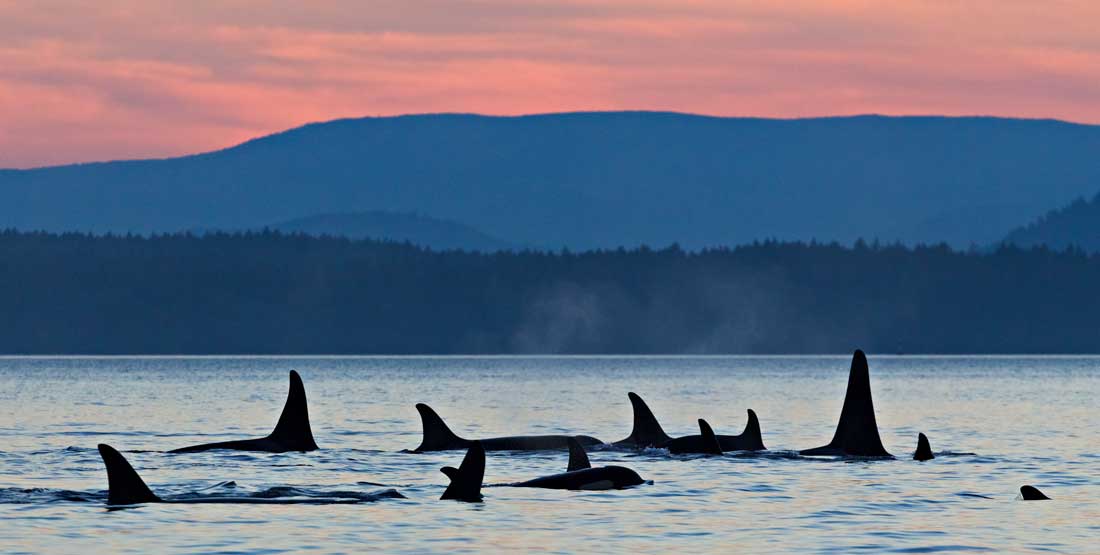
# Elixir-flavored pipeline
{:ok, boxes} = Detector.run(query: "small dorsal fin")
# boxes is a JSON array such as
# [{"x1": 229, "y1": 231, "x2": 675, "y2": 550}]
[
  {"x1": 914, "y1": 433, "x2": 934, "y2": 461},
  {"x1": 98, "y1": 444, "x2": 161, "y2": 505},
  {"x1": 1020, "y1": 485, "x2": 1050, "y2": 500},
  {"x1": 267, "y1": 370, "x2": 319, "y2": 451},
  {"x1": 414, "y1": 404, "x2": 466, "y2": 452},
  {"x1": 698, "y1": 419, "x2": 723, "y2": 455},
  {"x1": 440, "y1": 441, "x2": 485, "y2": 502},
  {"x1": 567, "y1": 437, "x2": 592, "y2": 471},
  {"x1": 741, "y1": 409, "x2": 766, "y2": 450},
  {"x1": 623, "y1": 392, "x2": 672, "y2": 447}
]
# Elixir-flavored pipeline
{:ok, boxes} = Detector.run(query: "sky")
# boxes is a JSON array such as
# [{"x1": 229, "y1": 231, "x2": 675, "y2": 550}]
[{"x1": 2, "y1": 0, "x2": 1099, "y2": 168}]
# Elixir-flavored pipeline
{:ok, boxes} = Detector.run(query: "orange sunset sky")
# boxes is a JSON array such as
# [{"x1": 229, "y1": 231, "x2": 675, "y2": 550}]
[{"x1": 2, "y1": 0, "x2": 1098, "y2": 168}]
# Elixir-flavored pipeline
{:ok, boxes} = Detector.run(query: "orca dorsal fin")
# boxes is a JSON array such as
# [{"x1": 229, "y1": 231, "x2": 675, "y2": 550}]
[
  {"x1": 624, "y1": 392, "x2": 672, "y2": 447},
  {"x1": 440, "y1": 441, "x2": 485, "y2": 502},
  {"x1": 567, "y1": 437, "x2": 592, "y2": 471},
  {"x1": 267, "y1": 370, "x2": 319, "y2": 451},
  {"x1": 414, "y1": 403, "x2": 466, "y2": 451},
  {"x1": 914, "y1": 433, "x2": 934, "y2": 461},
  {"x1": 698, "y1": 419, "x2": 723, "y2": 455},
  {"x1": 98, "y1": 444, "x2": 161, "y2": 505},
  {"x1": 1020, "y1": 485, "x2": 1050, "y2": 500},
  {"x1": 741, "y1": 409, "x2": 767, "y2": 450},
  {"x1": 806, "y1": 350, "x2": 891, "y2": 457}
]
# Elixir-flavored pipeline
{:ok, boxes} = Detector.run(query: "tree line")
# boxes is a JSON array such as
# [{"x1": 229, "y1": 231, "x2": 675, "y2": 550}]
[{"x1": 0, "y1": 230, "x2": 1095, "y2": 354}]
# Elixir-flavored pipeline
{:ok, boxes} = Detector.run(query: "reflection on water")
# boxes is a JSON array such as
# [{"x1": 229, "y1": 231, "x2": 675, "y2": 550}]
[{"x1": 0, "y1": 356, "x2": 1096, "y2": 553}]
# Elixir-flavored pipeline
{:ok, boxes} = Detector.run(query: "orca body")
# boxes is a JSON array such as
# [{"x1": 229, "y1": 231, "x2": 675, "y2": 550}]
[
  {"x1": 98, "y1": 444, "x2": 399, "y2": 506},
  {"x1": 513, "y1": 438, "x2": 647, "y2": 490},
  {"x1": 666, "y1": 419, "x2": 725, "y2": 455},
  {"x1": 914, "y1": 433, "x2": 934, "y2": 461},
  {"x1": 612, "y1": 392, "x2": 766, "y2": 452},
  {"x1": 439, "y1": 438, "x2": 646, "y2": 500},
  {"x1": 413, "y1": 403, "x2": 602, "y2": 452},
  {"x1": 1020, "y1": 485, "x2": 1050, "y2": 500},
  {"x1": 799, "y1": 350, "x2": 892, "y2": 457},
  {"x1": 170, "y1": 370, "x2": 319, "y2": 454}
]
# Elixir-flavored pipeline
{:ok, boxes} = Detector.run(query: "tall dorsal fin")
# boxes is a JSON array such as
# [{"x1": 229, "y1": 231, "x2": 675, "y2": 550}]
[
  {"x1": 741, "y1": 409, "x2": 767, "y2": 450},
  {"x1": 801, "y1": 350, "x2": 891, "y2": 457},
  {"x1": 698, "y1": 419, "x2": 723, "y2": 455},
  {"x1": 567, "y1": 437, "x2": 592, "y2": 471},
  {"x1": 267, "y1": 370, "x2": 319, "y2": 451},
  {"x1": 440, "y1": 441, "x2": 485, "y2": 502},
  {"x1": 414, "y1": 404, "x2": 466, "y2": 451},
  {"x1": 98, "y1": 444, "x2": 161, "y2": 505},
  {"x1": 1019, "y1": 485, "x2": 1050, "y2": 500},
  {"x1": 914, "y1": 433, "x2": 934, "y2": 461},
  {"x1": 623, "y1": 392, "x2": 672, "y2": 447}
]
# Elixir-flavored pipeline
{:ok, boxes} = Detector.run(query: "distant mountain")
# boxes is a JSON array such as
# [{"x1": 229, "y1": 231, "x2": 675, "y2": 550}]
[
  {"x1": 1000, "y1": 193, "x2": 1100, "y2": 252},
  {"x1": 264, "y1": 211, "x2": 515, "y2": 251},
  {"x1": 3, "y1": 112, "x2": 1100, "y2": 249}
]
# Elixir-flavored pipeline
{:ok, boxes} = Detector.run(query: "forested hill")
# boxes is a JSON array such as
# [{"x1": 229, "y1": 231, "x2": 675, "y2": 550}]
[
  {"x1": 3, "y1": 113, "x2": 1100, "y2": 249},
  {"x1": 0, "y1": 231, "x2": 1096, "y2": 354},
  {"x1": 1001, "y1": 193, "x2": 1100, "y2": 253}
]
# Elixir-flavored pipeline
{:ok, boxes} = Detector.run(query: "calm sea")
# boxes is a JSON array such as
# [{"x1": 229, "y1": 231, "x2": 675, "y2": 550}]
[{"x1": 0, "y1": 356, "x2": 1096, "y2": 554}]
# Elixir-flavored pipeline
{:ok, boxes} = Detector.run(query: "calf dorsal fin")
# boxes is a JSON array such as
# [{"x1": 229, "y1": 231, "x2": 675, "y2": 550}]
[
  {"x1": 698, "y1": 419, "x2": 723, "y2": 455},
  {"x1": 567, "y1": 437, "x2": 592, "y2": 471},
  {"x1": 914, "y1": 433, "x2": 934, "y2": 461}
]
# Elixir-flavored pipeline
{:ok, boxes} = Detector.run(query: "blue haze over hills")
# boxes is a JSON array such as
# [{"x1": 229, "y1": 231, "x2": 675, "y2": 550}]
[{"x1": 2, "y1": 112, "x2": 1099, "y2": 249}]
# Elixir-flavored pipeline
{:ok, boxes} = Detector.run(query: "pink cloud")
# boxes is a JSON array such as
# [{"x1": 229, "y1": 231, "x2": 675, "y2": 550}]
[{"x1": 1, "y1": 1, "x2": 1098, "y2": 168}]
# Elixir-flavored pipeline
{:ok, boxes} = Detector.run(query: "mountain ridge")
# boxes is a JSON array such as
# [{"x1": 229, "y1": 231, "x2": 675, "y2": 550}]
[{"x1": 3, "y1": 111, "x2": 1099, "y2": 249}]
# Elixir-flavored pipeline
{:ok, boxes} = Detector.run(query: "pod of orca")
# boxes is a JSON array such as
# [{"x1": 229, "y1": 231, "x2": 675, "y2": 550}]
[{"x1": 91, "y1": 350, "x2": 1051, "y2": 507}]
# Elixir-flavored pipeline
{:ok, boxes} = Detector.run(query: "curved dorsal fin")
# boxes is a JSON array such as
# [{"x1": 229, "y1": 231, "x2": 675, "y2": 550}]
[
  {"x1": 1020, "y1": 485, "x2": 1050, "y2": 500},
  {"x1": 414, "y1": 404, "x2": 466, "y2": 451},
  {"x1": 698, "y1": 419, "x2": 723, "y2": 455},
  {"x1": 741, "y1": 409, "x2": 767, "y2": 451},
  {"x1": 267, "y1": 370, "x2": 319, "y2": 451},
  {"x1": 440, "y1": 441, "x2": 485, "y2": 502},
  {"x1": 914, "y1": 433, "x2": 934, "y2": 461},
  {"x1": 567, "y1": 437, "x2": 592, "y2": 471},
  {"x1": 98, "y1": 444, "x2": 161, "y2": 505},
  {"x1": 623, "y1": 392, "x2": 672, "y2": 447}
]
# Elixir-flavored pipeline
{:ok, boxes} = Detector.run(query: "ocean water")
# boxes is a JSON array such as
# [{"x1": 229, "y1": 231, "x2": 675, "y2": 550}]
[{"x1": 0, "y1": 356, "x2": 1096, "y2": 554}]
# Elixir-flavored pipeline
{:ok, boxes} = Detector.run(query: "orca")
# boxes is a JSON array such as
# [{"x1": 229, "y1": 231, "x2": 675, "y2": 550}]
[
  {"x1": 666, "y1": 419, "x2": 725, "y2": 455},
  {"x1": 799, "y1": 350, "x2": 892, "y2": 457},
  {"x1": 511, "y1": 438, "x2": 647, "y2": 490},
  {"x1": 413, "y1": 403, "x2": 602, "y2": 452},
  {"x1": 612, "y1": 392, "x2": 765, "y2": 452},
  {"x1": 914, "y1": 433, "x2": 934, "y2": 461},
  {"x1": 170, "y1": 370, "x2": 319, "y2": 454},
  {"x1": 1019, "y1": 485, "x2": 1050, "y2": 501},
  {"x1": 98, "y1": 444, "x2": 400, "y2": 505},
  {"x1": 439, "y1": 438, "x2": 646, "y2": 500}
]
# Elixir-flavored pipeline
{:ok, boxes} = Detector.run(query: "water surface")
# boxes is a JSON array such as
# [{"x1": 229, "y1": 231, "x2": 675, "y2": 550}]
[{"x1": 0, "y1": 356, "x2": 1096, "y2": 553}]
